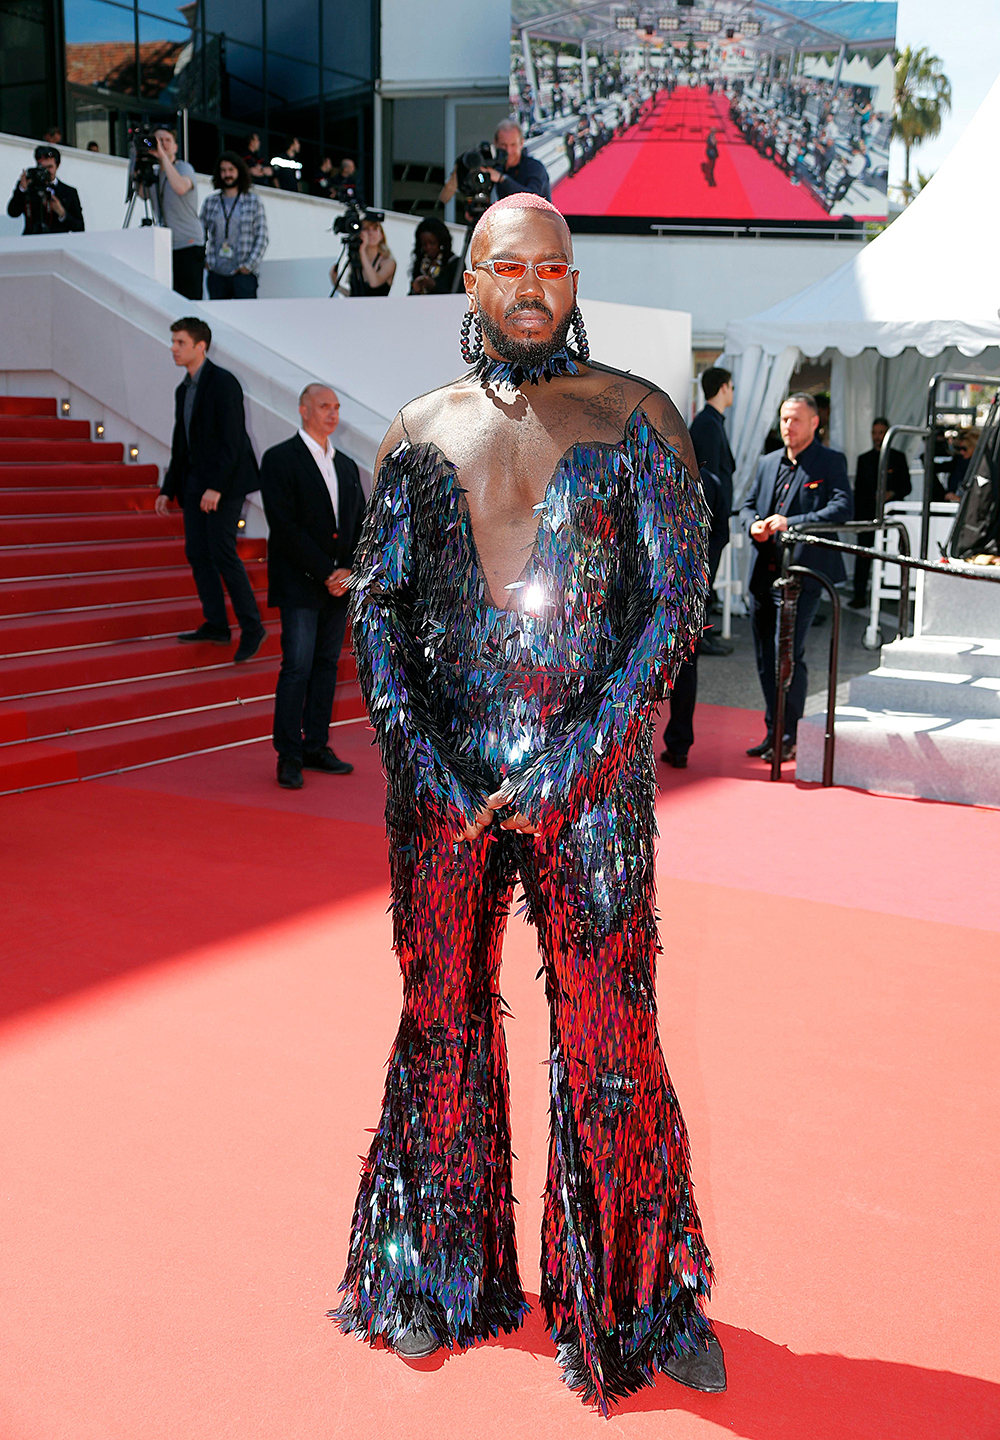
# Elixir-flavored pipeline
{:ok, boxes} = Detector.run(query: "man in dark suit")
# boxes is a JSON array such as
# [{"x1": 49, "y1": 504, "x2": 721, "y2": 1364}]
[
  {"x1": 661, "y1": 366, "x2": 734, "y2": 767},
  {"x1": 740, "y1": 392, "x2": 852, "y2": 761},
  {"x1": 7, "y1": 145, "x2": 85, "y2": 234},
  {"x1": 260, "y1": 384, "x2": 365, "y2": 790},
  {"x1": 157, "y1": 317, "x2": 266, "y2": 662},
  {"x1": 850, "y1": 415, "x2": 911, "y2": 608}
]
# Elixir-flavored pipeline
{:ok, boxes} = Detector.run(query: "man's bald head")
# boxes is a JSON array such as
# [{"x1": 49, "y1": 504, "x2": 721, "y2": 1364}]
[
  {"x1": 299, "y1": 383, "x2": 340, "y2": 443},
  {"x1": 468, "y1": 193, "x2": 573, "y2": 267}
]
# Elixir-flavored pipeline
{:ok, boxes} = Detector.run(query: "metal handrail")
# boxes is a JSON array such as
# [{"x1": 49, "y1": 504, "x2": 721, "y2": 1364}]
[
  {"x1": 768, "y1": 525, "x2": 1000, "y2": 786},
  {"x1": 876, "y1": 424, "x2": 928, "y2": 527}
]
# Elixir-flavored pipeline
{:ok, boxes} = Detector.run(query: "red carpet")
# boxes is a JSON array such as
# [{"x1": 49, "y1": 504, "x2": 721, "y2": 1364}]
[
  {"x1": 1, "y1": 706, "x2": 999, "y2": 1438},
  {"x1": 554, "y1": 86, "x2": 828, "y2": 221}
]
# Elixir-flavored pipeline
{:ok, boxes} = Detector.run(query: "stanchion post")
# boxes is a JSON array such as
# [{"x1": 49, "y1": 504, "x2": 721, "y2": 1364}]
[{"x1": 770, "y1": 562, "x2": 799, "y2": 783}]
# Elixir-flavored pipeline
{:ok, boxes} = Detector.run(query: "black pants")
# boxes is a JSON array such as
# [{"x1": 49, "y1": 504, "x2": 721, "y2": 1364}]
[
  {"x1": 749, "y1": 584, "x2": 822, "y2": 744},
  {"x1": 272, "y1": 598, "x2": 349, "y2": 762},
  {"x1": 206, "y1": 270, "x2": 259, "y2": 299},
  {"x1": 181, "y1": 489, "x2": 261, "y2": 635},
  {"x1": 172, "y1": 245, "x2": 205, "y2": 300},
  {"x1": 662, "y1": 641, "x2": 700, "y2": 755}
]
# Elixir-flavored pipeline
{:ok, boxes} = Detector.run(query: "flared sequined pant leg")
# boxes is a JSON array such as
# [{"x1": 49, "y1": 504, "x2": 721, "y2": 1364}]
[
  {"x1": 520, "y1": 770, "x2": 714, "y2": 1411},
  {"x1": 334, "y1": 823, "x2": 530, "y2": 1348}
]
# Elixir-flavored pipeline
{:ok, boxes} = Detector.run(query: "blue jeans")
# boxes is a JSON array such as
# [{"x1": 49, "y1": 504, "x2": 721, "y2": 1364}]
[
  {"x1": 272, "y1": 598, "x2": 349, "y2": 762},
  {"x1": 748, "y1": 584, "x2": 822, "y2": 743}
]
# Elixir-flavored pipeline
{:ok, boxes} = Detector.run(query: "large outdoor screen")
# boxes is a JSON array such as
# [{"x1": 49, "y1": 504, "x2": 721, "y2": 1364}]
[{"x1": 512, "y1": 1, "x2": 898, "y2": 228}]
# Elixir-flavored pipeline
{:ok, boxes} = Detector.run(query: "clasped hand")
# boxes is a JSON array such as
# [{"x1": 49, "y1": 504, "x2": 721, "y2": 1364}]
[
  {"x1": 460, "y1": 790, "x2": 538, "y2": 843},
  {"x1": 749, "y1": 513, "x2": 789, "y2": 541}
]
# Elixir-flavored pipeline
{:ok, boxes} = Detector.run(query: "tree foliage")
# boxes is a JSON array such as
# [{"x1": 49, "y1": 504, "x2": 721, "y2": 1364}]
[{"x1": 892, "y1": 45, "x2": 952, "y2": 203}]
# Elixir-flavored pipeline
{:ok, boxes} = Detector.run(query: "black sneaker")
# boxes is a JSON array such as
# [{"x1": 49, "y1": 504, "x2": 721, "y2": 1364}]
[
  {"x1": 302, "y1": 746, "x2": 353, "y2": 775},
  {"x1": 234, "y1": 626, "x2": 267, "y2": 663},
  {"x1": 392, "y1": 1322, "x2": 440, "y2": 1360},
  {"x1": 761, "y1": 739, "x2": 796, "y2": 763},
  {"x1": 276, "y1": 758, "x2": 303, "y2": 790},
  {"x1": 178, "y1": 623, "x2": 230, "y2": 644},
  {"x1": 664, "y1": 1331, "x2": 727, "y2": 1393}
]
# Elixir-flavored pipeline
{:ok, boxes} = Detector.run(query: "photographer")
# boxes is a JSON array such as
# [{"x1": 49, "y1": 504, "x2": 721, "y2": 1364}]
[
  {"x1": 200, "y1": 152, "x2": 268, "y2": 298},
  {"x1": 440, "y1": 119, "x2": 551, "y2": 211},
  {"x1": 8, "y1": 146, "x2": 84, "y2": 235},
  {"x1": 408, "y1": 218, "x2": 458, "y2": 295},
  {"x1": 331, "y1": 213, "x2": 395, "y2": 297},
  {"x1": 332, "y1": 157, "x2": 363, "y2": 206},
  {"x1": 144, "y1": 125, "x2": 205, "y2": 300}
]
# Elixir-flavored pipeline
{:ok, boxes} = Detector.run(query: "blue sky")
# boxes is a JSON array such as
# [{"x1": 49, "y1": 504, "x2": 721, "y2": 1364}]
[{"x1": 890, "y1": 0, "x2": 1000, "y2": 182}]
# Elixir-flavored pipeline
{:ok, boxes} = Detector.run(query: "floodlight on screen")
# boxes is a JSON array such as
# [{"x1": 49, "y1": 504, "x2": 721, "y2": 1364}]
[{"x1": 512, "y1": 0, "x2": 897, "y2": 231}]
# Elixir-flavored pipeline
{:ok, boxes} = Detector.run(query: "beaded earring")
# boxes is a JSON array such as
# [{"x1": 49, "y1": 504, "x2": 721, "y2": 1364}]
[
  {"x1": 460, "y1": 309, "x2": 484, "y2": 365},
  {"x1": 570, "y1": 304, "x2": 590, "y2": 362}
]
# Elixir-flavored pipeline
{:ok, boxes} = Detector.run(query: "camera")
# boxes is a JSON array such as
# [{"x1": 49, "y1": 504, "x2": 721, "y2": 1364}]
[
  {"x1": 454, "y1": 141, "x2": 507, "y2": 222},
  {"x1": 333, "y1": 201, "x2": 383, "y2": 252},
  {"x1": 127, "y1": 123, "x2": 159, "y2": 191},
  {"x1": 24, "y1": 165, "x2": 53, "y2": 199}
]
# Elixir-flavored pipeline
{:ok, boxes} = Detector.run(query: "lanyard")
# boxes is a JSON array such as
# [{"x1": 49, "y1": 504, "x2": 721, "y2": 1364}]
[{"x1": 219, "y1": 195, "x2": 240, "y2": 239}]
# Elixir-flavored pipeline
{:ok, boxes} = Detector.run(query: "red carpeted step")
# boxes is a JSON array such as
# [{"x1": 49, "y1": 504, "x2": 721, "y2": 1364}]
[
  {"x1": 0, "y1": 485, "x2": 158, "y2": 517},
  {"x1": 1, "y1": 511, "x2": 186, "y2": 546},
  {"x1": 0, "y1": 396, "x2": 57, "y2": 416},
  {"x1": 0, "y1": 439, "x2": 125, "y2": 463},
  {"x1": 0, "y1": 417, "x2": 92, "y2": 439},
  {"x1": 0, "y1": 537, "x2": 189, "y2": 578},
  {"x1": 0, "y1": 560, "x2": 268, "y2": 618},
  {"x1": 0, "y1": 588, "x2": 273, "y2": 654},
  {"x1": 0, "y1": 624, "x2": 283, "y2": 697},
  {"x1": 0, "y1": 463, "x2": 160, "y2": 489},
  {"x1": 0, "y1": 658, "x2": 282, "y2": 743},
  {"x1": 0, "y1": 535, "x2": 264, "y2": 579},
  {"x1": 0, "y1": 699, "x2": 275, "y2": 792},
  {"x1": 0, "y1": 625, "x2": 357, "y2": 701}
]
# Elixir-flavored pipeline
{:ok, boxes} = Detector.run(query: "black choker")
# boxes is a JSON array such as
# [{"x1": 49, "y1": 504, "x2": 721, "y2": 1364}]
[{"x1": 474, "y1": 348, "x2": 579, "y2": 389}]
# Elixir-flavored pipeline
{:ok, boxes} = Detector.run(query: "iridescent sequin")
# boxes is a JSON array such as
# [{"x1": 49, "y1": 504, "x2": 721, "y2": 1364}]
[{"x1": 331, "y1": 403, "x2": 714, "y2": 1413}]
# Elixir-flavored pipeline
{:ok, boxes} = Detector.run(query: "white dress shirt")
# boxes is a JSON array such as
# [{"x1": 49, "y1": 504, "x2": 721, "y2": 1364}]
[{"x1": 298, "y1": 427, "x2": 338, "y2": 527}]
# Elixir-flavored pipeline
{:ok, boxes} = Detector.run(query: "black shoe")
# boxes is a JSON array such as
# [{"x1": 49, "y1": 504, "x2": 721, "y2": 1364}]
[
  {"x1": 392, "y1": 1322, "x2": 440, "y2": 1360},
  {"x1": 700, "y1": 633, "x2": 734, "y2": 657},
  {"x1": 660, "y1": 747, "x2": 688, "y2": 769},
  {"x1": 234, "y1": 626, "x2": 267, "y2": 663},
  {"x1": 745, "y1": 737, "x2": 772, "y2": 757},
  {"x1": 761, "y1": 739, "x2": 796, "y2": 763},
  {"x1": 178, "y1": 623, "x2": 230, "y2": 644},
  {"x1": 276, "y1": 758, "x2": 303, "y2": 790},
  {"x1": 302, "y1": 746, "x2": 353, "y2": 775},
  {"x1": 664, "y1": 1332, "x2": 727, "y2": 1393}
]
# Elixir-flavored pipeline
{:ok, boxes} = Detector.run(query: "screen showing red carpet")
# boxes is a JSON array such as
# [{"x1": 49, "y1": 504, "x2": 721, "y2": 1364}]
[{"x1": 510, "y1": 1, "x2": 896, "y2": 226}]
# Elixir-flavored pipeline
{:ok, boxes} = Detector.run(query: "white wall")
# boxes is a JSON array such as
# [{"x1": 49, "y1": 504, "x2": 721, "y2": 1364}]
[
  {"x1": 380, "y1": 0, "x2": 509, "y2": 92},
  {"x1": 0, "y1": 225, "x2": 171, "y2": 287}
]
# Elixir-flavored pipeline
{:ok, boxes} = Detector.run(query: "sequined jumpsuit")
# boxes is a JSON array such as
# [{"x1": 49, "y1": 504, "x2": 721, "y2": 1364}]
[{"x1": 334, "y1": 386, "x2": 714, "y2": 1412}]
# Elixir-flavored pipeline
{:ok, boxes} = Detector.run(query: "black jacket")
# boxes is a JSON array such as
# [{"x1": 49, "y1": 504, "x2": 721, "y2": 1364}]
[
  {"x1": 854, "y1": 445, "x2": 911, "y2": 519},
  {"x1": 7, "y1": 178, "x2": 85, "y2": 234},
  {"x1": 260, "y1": 434, "x2": 366, "y2": 609},
  {"x1": 688, "y1": 403, "x2": 734, "y2": 572},
  {"x1": 741, "y1": 438, "x2": 853, "y2": 592},
  {"x1": 161, "y1": 358, "x2": 260, "y2": 503}
]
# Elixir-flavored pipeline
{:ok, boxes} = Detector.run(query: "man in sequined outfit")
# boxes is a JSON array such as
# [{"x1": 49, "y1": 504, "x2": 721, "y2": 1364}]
[{"x1": 333, "y1": 193, "x2": 726, "y2": 1412}]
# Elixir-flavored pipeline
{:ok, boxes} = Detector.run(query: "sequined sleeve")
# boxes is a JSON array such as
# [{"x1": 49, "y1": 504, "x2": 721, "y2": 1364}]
[
  {"x1": 502, "y1": 414, "x2": 709, "y2": 829},
  {"x1": 350, "y1": 442, "x2": 489, "y2": 830}
]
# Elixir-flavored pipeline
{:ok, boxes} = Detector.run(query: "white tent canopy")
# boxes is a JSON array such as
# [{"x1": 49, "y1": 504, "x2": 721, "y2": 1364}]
[{"x1": 720, "y1": 71, "x2": 1000, "y2": 496}]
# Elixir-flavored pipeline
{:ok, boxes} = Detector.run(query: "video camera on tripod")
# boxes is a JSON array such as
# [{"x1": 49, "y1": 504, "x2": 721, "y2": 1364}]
[
  {"x1": 454, "y1": 141, "x2": 507, "y2": 224},
  {"x1": 123, "y1": 122, "x2": 161, "y2": 227},
  {"x1": 329, "y1": 201, "x2": 384, "y2": 296}
]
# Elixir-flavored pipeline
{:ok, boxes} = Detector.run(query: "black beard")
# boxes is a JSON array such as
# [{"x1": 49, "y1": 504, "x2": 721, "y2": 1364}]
[{"x1": 479, "y1": 305, "x2": 573, "y2": 370}]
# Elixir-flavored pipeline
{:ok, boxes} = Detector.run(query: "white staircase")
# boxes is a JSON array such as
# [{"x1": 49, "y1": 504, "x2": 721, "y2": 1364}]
[{"x1": 797, "y1": 634, "x2": 1000, "y2": 807}]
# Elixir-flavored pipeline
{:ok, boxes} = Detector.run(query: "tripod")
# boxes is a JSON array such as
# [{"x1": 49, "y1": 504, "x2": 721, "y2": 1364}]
[
  {"x1": 123, "y1": 159, "x2": 156, "y2": 230},
  {"x1": 329, "y1": 238, "x2": 360, "y2": 298}
]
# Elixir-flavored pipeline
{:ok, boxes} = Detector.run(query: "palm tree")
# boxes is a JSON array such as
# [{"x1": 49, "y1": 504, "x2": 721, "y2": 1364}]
[{"x1": 893, "y1": 46, "x2": 952, "y2": 203}]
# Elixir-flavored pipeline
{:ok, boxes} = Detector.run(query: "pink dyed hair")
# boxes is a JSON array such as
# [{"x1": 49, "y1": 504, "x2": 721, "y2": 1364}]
[{"x1": 470, "y1": 192, "x2": 571, "y2": 253}]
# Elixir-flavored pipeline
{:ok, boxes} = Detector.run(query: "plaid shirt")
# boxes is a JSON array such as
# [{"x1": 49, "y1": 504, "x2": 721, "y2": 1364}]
[{"x1": 200, "y1": 189, "x2": 268, "y2": 275}]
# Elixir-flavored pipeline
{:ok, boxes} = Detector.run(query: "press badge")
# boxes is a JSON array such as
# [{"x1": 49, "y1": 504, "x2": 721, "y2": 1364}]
[{"x1": 219, "y1": 242, "x2": 234, "y2": 258}]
